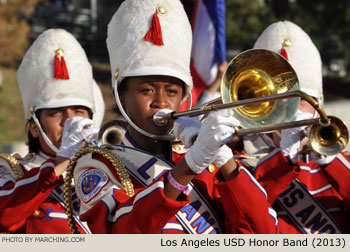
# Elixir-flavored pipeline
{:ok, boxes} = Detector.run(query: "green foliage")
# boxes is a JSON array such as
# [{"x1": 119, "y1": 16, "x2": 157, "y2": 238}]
[
  {"x1": 226, "y1": 0, "x2": 277, "y2": 50},
  {"x1": 225, "y1": 0, "x2": 350, "y2": 76},
  {"x1": 286, "y1": 0, "x2": 350, "y2": 66}
]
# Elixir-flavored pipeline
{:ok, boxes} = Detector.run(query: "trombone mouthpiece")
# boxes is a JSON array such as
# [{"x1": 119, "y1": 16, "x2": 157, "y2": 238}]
[{"x1": 153, "y1": 109, "x2": 174, "y2": 126}]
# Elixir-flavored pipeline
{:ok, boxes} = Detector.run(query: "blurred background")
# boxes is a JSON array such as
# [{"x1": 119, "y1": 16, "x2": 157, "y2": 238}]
[{"x1": 0, "y1": 0, "x2": 349, "y2": 154}]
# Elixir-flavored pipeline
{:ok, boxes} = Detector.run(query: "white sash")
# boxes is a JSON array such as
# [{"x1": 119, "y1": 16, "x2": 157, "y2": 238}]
[
  {"x1": 111, "y1": 145, "x2": 223, "y2": 234},
  {"x1": 276, "y1": 179, "x2": 343, "y2": 234}
]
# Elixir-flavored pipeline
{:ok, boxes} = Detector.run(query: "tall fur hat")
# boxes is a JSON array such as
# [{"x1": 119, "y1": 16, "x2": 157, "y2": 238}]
[
  {"x1": 17, "y1": 29, "x2": 95, "y2": 120},
  {"x1": 253, "y1": 21, "x2": 323, "y2": 103},
  {"x1": 106, "y1": 0, "x2": 193, "y2": 98}
]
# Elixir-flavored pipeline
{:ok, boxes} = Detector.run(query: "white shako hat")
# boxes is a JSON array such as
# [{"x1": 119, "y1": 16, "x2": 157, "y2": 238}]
[
  {"x1": 253, "y1": 21, "x2": 323, "y2": 104},
  {"x1": 17, "y1": 28, "x2": 96, "y2": 153},
  {"x1": 106, "y1": 0, "x2": 193, "y2": 139},
  {"x1": 92, "y1": 80, "x2": 105, "y2": 128},
  {"x1": 17, "y1": 28, "x2": 95, "y2": 121},
  {"x1": 107, "y1": 0, "x2": 193, "y2": 97}
]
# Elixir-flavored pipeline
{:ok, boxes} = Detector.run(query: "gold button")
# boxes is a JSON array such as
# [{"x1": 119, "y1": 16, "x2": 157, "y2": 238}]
[
  {"x1": 55, "y1": 47, "x2": 64, "y2": 56},
  {"x1": 208, "y1": 164, "x2": 216, "y2": 173},
  {"x1": 33, "y1": 210, "x2": 40, "y2": 217},
  {"x1": 26, "y1": 153, "x2": 34, "y2": 160},
  {"x1": 282, "y1": 38, "x2": 292, "y2": 47},
  {"x1": 28, "y1": 106, "x2": 35, "y2": 116},
  {"x1": 173, "y1": 145, "x2": 181, "y2": 151},
  {"x1": 114, "y1": 68, "x2": 119, "y2": 80},
  {"x1": 157, "y1": 5, "x2": 168, "y2": 15}
]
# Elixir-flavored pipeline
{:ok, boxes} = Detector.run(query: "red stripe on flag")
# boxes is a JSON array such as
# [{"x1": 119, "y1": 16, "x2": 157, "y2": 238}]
[{"x1": 180, "y1": 59, "x2": 208, "y2": 111}]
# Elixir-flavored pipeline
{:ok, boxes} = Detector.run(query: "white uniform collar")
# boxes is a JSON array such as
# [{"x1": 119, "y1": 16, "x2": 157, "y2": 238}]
[{"x1": 121, "y1": 131, "x2": 173, "y2": 162}]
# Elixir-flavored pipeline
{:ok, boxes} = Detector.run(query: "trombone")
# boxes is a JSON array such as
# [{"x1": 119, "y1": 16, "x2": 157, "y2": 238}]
[{"x1": 153, "y1": 49, "x2": 348, "y2": 156}]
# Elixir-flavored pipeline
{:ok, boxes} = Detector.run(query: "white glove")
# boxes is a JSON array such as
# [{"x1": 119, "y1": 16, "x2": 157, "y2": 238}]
[
  {"x1": 280, "y1": 110, "x2": 313, "y2": 163},
  {"x1": 173, "y1": 117, "x2": 201, "y2": 148},
  {"x1": 174, "y1": 116, "x2": 234, "y2": 168},
  {"x1": 185, "y1": 109, "x2": 240, "y2": 173},
  {"x1": 57, "y1": 117, "x2": 99, "y2": 159},
  {"x1": 214, "y1": 145, "x2": 234, "y2": 168}
]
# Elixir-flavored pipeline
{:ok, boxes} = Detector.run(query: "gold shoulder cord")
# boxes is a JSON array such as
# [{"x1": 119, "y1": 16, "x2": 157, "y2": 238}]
[
  {"x1": 0, "y1": 153, "x2": 24, "y2": 179},
  {"x1": 0, "y1": 154, "x2": 23, "y2": 233},
  {"x1": 63, "y1": 147, "x2": 135, "y2": 234}
]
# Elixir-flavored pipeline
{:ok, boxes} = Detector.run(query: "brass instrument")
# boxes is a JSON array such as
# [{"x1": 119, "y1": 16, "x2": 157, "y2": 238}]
[
  {"x1": 309, "y1": 116, "x2": 348, "y2": 156},
  {"x1": 153, "y1": 49, "x2": 348, "y2": 155},
  {"x1": 97, "y1": 118, "x2": 127, "y2": 145}
]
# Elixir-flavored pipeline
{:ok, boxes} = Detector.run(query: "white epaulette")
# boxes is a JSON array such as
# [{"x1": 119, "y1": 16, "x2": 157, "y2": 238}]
[
  {"x1": 21, "y1": 152, "x2": 52, "y2": 170},
  {"x1": 72, "y1": 146, "x2": 136, "y2": 216}
]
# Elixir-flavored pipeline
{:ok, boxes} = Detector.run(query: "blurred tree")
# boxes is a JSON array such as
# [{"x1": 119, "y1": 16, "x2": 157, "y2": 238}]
[
  {"x1": 291, "y1": 0, "x2": 349, "y2": 75},
  {"x1": 266, "y1": 0, "x2": 350, "y2": 78},
  {"x1": 0, "y1": 0, "x2": 38, "y2": 67},
  {"x1": 225, "y1": 0, "x2": 277, "y2": 52},
  {"x1": 225, "y1": 0, "x2": 349, "y2": 78}
]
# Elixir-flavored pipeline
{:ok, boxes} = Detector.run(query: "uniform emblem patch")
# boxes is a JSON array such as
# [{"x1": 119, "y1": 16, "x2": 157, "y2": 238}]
[{"x1": 78, "y1": 169, "x2": 109, "y2": 203}]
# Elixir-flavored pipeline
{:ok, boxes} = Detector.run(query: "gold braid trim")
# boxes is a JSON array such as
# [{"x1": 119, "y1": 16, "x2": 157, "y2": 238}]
[
  {"x1": 63, "y1": 147, "x2": 135, "y2": 234},
  {"x1": 0, "y1": 153, "x2": 24, "y2": 179}
]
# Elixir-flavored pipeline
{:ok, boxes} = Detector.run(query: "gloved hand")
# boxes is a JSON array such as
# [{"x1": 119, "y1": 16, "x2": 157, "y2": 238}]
[
  {"x1": 280, "y1": 110, "x2": 313, "y2": 163},
  {"x1": 174, "y1": 116, "x2": 234, "y2": 168},
  {"x1": 173, "y1": 117, "x2": 201, "y2": 148},
  {"x1": 57, "y1": 117, "x2": 99, "y2": 159},
  {"x1": 185, "y1": 109, "x2": 240, "y2": 173},
  {"x1": 214, "y1": 145, "x2": 234, "y2": 168}
]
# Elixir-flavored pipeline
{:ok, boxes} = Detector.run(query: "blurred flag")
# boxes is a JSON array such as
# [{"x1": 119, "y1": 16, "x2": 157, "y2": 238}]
[{"x1": 181, "y1": 0, "x2": 226, "y2": 110}]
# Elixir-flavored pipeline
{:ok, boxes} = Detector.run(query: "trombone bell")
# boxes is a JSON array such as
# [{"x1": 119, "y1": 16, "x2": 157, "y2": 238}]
[
  {"x1": 221, "y1": 49, "x2": 300, "y2": 129},
  {"x1": 231, "y1": 69, "x2": 276, "y2": 117},
  {"x1": 309, "y1": 116, "x2": 349, "y2": 156}
]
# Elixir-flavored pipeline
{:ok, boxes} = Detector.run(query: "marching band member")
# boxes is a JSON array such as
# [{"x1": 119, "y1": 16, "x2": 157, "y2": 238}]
[
  {"x1": 0, "y1": 29, "x2": 99, "y2": 233},
  {"x1": 252, "y1": 21, "x2": 350, "y2": 234},
  {"x1": 72, "y1": 0, "x2": 279, "y2": 234}
]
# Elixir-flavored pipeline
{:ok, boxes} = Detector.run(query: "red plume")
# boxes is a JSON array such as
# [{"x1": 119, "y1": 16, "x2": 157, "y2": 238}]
[
  {"x1": 280, "y1": 47, "x2": 289, "y2": 60},
  {"x1": 143, "y1": 10, "x2": 164, "y2": 46},
  {"x1": 54, "y1": 49, "x2": 70, "y2": 80}
]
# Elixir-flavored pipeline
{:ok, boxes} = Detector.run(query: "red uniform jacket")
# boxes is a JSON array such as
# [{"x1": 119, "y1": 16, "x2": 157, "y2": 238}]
[
  {"x1": 73, "y1": 132, "x2": 279, "y2": 234},
  {"x1": 0, "y1": 151, "x2": 89, "y2": 233},
  {"x1": 254, "y1": 149, "x2": 350, "y2": 233}
]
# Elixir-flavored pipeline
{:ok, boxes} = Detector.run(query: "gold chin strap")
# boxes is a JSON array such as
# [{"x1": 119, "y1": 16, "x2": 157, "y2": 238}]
[
  {"x1": 64, "y1": 146, "x2": 135, "y2": 234},
  {"x1": 0, "y1": 153, "x2": 24, "y2": 179}
]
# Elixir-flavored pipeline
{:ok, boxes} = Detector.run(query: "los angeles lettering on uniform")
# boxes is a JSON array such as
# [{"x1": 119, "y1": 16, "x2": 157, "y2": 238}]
[
  {"x1": 113, "y1": 145, "x2": 223, "y2": 234},
  {"x1": 276, "y1": 179, "x2": 343, "y2": 234}
]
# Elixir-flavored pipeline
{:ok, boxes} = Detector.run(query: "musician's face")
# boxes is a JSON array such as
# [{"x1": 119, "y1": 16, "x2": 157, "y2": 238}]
[
  {"x1": 120, "y1": 75, "x2": 185, "y2": 135},
  {"x1": 299, "y1": 100, "x2": 316, "y2": 115},
  {"x1": 273, "y1": 100, "x2": 317, "y2": 148},
  {"x1": 298, "y1": 99, "x2": 319, "y2": 153},
  {"x1": 29, "y1": 106, "x2": 91, "y2": 155}
]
